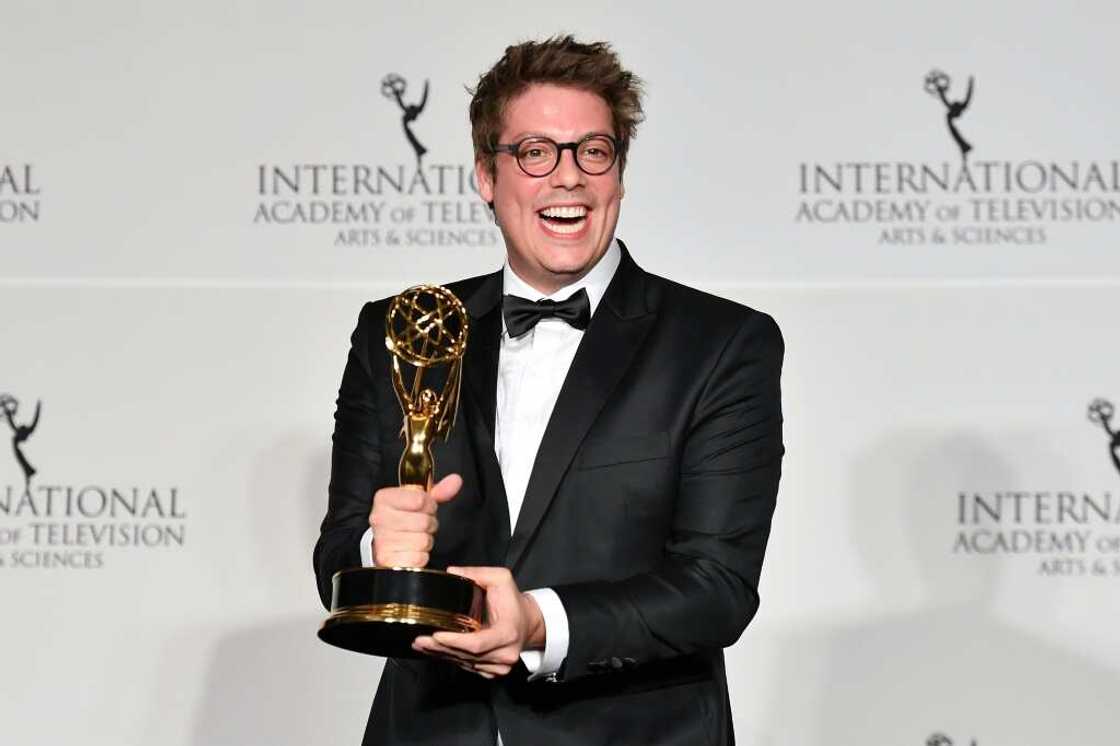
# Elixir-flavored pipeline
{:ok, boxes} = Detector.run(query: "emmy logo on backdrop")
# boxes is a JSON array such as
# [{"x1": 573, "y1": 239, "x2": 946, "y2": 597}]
[
  {"x1": 1, "y1": 393, "x2": 41, "y2": 491},
  {"x1": 319, "y1": 285, "x2": 483, "y2": 657},
  {"x1": 924, "y1": 69, "x2": 975, "y2": 162},
  {"x1": 927, "y1": 733, "x2": 978, "y2": 746},
  {"x1": 381, "y1": 73, "x2": 430, "y2": 168},
  {"x1": 1086, "y1": 398, "x2": 1120, "y2": 476}
]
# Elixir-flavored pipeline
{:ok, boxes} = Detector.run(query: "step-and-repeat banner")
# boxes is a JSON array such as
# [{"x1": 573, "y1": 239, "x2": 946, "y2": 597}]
[{"x1": 3, "y1": 3, "x2": 1118, "y2": 745}]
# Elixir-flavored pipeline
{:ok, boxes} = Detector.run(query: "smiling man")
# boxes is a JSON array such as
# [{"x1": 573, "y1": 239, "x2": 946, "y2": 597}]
[
  {"x1": 314, "y1": 36, "x2": 784, "y2": 746},
  {"x1": 477, "y1": 83, "x2": 623, "y2": 293}
]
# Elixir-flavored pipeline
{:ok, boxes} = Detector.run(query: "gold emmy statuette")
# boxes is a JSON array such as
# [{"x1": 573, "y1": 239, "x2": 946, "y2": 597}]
[{"x1": 318, "y1": 285, "x2": 484, "y2": 657}]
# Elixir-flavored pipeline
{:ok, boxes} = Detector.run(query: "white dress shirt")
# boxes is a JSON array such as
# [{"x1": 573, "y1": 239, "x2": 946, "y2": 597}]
[{"x1": 361, "y1": 240, "x2": 622, "y2": 685}]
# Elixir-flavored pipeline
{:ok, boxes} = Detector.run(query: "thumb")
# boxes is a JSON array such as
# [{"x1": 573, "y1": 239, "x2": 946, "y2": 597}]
[
  {"x1": 445, "y1": 565, "x2": 509, "y2": 588},
  {"x1": 430, "y1": 473, "x2": 463, "y2": 504}
]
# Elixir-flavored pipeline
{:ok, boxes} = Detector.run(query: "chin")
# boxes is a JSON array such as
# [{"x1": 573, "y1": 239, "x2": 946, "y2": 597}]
[{"x1": 543, "y1": 246, "x2": 601, "y2": 275}]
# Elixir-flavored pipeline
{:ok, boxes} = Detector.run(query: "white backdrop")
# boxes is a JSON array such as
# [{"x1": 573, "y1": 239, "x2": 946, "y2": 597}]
[{"x1": 3, "y1": 2, "x2": 1119, "y2": 745}]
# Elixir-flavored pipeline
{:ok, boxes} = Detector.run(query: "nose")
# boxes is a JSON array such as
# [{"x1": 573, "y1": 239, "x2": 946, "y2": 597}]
[{"x1": 548, "y1": 147, "x2": 585, "y2": 189}]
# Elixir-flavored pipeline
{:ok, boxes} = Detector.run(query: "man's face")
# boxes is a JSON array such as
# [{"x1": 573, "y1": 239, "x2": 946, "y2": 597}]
[{"x1": 477, "y1": 83, "x2": 624, "y2": 295}]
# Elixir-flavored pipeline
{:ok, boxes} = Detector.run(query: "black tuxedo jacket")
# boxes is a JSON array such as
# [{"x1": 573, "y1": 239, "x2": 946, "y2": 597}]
[{"x1": 313, "y1": 244, "x2": 784, "y2": 746}]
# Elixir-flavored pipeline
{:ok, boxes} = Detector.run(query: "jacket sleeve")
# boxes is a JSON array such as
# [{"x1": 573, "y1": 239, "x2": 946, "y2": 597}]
[
  {"x1": 552, "y1": 310, "x2": 784, "y2": 681},
  {"x1": 312, "y1": 302, "x2": 386, "y2": 609}
]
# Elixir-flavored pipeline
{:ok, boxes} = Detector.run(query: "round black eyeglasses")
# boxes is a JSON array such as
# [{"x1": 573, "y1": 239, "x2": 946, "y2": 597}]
[{"x1": 488, "y1": 134, "x2": 620, "y2": 177}]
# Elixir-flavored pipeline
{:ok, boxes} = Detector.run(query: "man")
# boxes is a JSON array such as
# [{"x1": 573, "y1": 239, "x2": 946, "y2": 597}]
[{"x1": 314, "y1": 36, "x2": 783, "y2": 745}]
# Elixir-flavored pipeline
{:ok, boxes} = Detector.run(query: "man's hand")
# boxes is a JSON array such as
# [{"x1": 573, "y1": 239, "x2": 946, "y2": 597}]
[
  {"x1": 412, "y1": 566, "x2": 545, "y2": 679},
  {"x1": 368, "y1": 474, "x2": 461, "y2": 567}
]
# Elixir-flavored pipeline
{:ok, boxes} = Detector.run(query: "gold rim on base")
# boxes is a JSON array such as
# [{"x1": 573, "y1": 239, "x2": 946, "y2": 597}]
[{"x1": 322, "y1": 603, "x2": 481, "y2": 633}]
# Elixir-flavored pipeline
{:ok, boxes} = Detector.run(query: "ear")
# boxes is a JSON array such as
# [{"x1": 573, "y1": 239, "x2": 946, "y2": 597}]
[{"x1": 475, "y1": 158, "x2": 495, "y2": 206}]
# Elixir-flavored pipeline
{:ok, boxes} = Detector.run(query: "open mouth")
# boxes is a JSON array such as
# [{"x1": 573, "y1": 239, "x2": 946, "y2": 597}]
[{"x1": 538, "y1": 205, "x2": 589, "y2": 236}]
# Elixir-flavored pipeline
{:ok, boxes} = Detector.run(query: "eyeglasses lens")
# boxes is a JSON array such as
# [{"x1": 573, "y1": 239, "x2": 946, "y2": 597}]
[
  {"x1": 576, "y1": 137, "x2": 616, "y2": 175},
  {"x1": 516, "y1": 139, "x2": 558, "y2": 176}
]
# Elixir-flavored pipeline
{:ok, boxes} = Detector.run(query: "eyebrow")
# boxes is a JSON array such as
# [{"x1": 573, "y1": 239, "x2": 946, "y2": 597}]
[{"x1": 504, "y1": 131, "x2": 613, "y2": 142}]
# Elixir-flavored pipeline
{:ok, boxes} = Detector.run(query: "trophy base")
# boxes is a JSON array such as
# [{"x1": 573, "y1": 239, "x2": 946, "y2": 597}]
[{"x1": 318, "y1": 566, "x2": 484, "y2": 658}]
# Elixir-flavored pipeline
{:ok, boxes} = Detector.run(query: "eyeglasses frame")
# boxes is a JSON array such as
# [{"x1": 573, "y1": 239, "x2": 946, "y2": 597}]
[{"x1": 487, "y1": 133, "x2": 623, "y2": 178}]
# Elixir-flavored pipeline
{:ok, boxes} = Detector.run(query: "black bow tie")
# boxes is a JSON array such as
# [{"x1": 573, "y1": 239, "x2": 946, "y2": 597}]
[{"x1": 503, "y1": 288, "x2": 591, "y2": 338}]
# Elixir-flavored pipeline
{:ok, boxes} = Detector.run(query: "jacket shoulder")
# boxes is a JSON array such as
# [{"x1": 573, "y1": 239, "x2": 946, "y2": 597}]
[{"x1": 643, "y1": 271, "x2": 782, "y2": 346}]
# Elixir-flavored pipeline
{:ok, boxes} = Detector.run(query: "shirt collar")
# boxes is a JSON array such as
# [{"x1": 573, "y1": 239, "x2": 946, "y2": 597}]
[{"x1": 501, "y1": 239, "x2": 621, "y2": 336}]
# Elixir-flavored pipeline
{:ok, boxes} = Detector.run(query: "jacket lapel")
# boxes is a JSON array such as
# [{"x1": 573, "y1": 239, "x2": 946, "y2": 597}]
[
  {"x1": 459, "y1": 272, "x2": 511, "y2": 546},
  {"x1": 505, "y1": 245, "x2": 657, "y2": 569}
]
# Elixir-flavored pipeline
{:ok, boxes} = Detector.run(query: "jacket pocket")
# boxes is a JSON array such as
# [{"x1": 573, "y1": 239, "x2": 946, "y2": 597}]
[{"x1": 576, "y1": 431, "x2": 670, "y2": 470}]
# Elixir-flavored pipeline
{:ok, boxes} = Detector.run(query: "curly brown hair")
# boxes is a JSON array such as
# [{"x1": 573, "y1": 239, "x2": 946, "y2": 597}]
[{"x1": 469, "y1": 36, "x2": 644, "y2": 177}]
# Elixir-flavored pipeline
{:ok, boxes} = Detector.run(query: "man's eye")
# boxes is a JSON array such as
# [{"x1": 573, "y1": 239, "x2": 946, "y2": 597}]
[
  {"x1": 520, "y1": 146, "x2": 552, "y2": 161},
  {"x1": 580, "y1": 139, "x2": 614, "y2": 162}
]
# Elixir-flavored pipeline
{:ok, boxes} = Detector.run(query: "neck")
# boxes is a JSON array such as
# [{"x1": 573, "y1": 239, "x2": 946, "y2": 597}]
[
  {"x1": 512, "y1": 270, "x2": 587, "y2": 297},
  {"x1": 507, "y1": 252, "x2": 607, "y2": 297}
]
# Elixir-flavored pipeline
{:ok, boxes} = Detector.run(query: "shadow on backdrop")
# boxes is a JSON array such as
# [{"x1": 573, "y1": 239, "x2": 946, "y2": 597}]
[
  {"x1": 761, "y1": 431, "x2": 1117, "y2": 745},
  {"x1": 142, "y1": 431, "x2": 381, "y2": 746}
]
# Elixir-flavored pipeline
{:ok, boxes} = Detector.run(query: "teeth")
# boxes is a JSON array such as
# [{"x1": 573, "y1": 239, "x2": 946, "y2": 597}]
[
  {"x1": 540, "y1": 205, "x2": 588, "y2": 219},
  {"x1": 545, "y1": 219, "x2": 584, "y2": 234}
]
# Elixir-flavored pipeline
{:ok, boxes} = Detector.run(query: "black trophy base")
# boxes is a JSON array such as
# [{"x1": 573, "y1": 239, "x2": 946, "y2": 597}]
[{"x1": 318, "y1": 566, "x2": 484, "y2": 658}]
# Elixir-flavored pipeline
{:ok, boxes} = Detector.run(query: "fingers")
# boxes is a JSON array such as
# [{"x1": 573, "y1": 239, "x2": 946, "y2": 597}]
[
  {"x1": 376, "y1": 510, "x2": 438, "y2": 534},
  {"x1": 419, "y1": 630, "x2": 521, "y2": 664},
  {"x1": 412, "y1": 634, "x2": 519, "y2": 679},
  {"x1": 370, "y1": 507, "x2": 435, "y2": 567},
  {"x1": 455, "y1": 660, "x2": 512, "y2": 679},
  {"x1": 409, "y1": 563, "x2": 527, "y2": 679},
  {"x1": 373, "y1": 535, "x2": 434, "y2": 568},
  {"x1": 413, "y1": 634, "x2": 465, "y2": 659},
  {"x1": 368, "y1": 475, "x2": 461, "y2": 568},
  {"x1": 431, "y1": 627, "x2": 509, "y2": 658},
  {"x1": 454, "y1": 660, "x2": 494, "y2": 679},
  {"x1": 472, "y1": 663, "x2": 512, "y2": 678}
]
